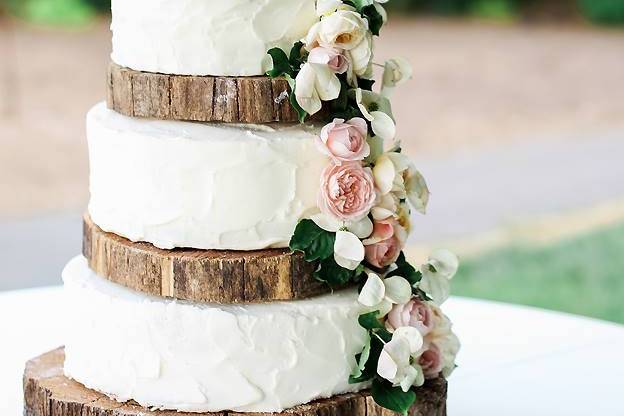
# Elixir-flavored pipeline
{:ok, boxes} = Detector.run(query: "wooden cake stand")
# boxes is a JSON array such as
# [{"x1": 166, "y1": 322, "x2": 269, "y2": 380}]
[{"x1": 24, "y1": 349, "x2": 448, "y2": 416}]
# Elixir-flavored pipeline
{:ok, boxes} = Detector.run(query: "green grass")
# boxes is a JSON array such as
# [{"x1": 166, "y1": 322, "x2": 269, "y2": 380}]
[{"x1": 452, "y1": 221, "x2": 624, "y2": 324}]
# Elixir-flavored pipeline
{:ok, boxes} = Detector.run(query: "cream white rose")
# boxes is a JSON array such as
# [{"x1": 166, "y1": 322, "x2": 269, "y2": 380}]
[
  {"x1": 305, "y1": 10, "x2": 369, "y2": 51},
  {"x1": 372, "y1": 152, "x2": 430, "y2": 214},
  {"x1": 347, "y1": 32, "x2": 374, "y2": 82}
]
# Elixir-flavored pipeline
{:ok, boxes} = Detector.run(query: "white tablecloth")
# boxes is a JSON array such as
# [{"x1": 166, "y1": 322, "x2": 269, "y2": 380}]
[{"x1": 1, "y1": 287, "x2": 623, "y2": 415}]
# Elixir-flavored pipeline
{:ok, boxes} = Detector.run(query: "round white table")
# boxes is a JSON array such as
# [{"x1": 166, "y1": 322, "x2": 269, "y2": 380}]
[{"x1": 2, "y1": 287, "x2": 623, "y2": 415}]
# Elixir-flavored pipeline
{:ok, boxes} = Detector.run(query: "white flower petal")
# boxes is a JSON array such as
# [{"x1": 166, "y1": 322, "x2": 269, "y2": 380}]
[
  {"x1": 311, "y1": 213, "x2": 342, "y2": 233},
  {"x1": 429, "y1": 249, "x2": 459, "y2": 279},
  {"x1": 354, "y1": 88, "x2": 374, "y2": 121},
  {"x1": 347, "y1": 216, "x2": 374, "y2": 239},
  {"x1": 334, "y1": 231, "x2": 365, "y2": 270},
  {"x1": 295, "y1": 63, "x2": 322, "y2": 115},
  {"x1": 393, "y1": 326, "x2": 424, "y2": 354},
  {"x1": 372, "y1": 154, "x2": 396, "y2": 195},
  {"x1": 400, "y1": 365, "x2": 421, "y2": 392},
  {"x1": 419, "y1": 271, "x2": 451, "y2": 305},
  {"x1": 371, "y1": 111, "x2": 396, "y2": 141},
  {"x1": 383, "y1": 275, "x2": 412, "y2": 305},
  {"x1": 405, "y1": 165, "x2": 430, "y2": 215},
  {"x1": 312, "y1": 63, "x2": 342, "y2": 101},
  {"x1": 316, "y1": 0, "x2": 344, "y2": 16},
  {"x1": 374, "y1": 3, "x2": 388, "y2": 23},
  {"x1": 377, "y1": 349, "x2": 399, "y2": 382},
  {"x1": 358, "y1": 272, "x2": 386, "y2": 307}
]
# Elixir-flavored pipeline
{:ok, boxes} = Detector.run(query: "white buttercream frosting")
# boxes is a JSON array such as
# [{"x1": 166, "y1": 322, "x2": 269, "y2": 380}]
[
  {"x1": 87, "y1": 102, "x2": 328, "y2": 250},
  {"x1": 63, "y1": 256, "x2": 368, "y2": 412},
  {"x1": 110, "y1": 0, "x2": 317, "y2": 76}
]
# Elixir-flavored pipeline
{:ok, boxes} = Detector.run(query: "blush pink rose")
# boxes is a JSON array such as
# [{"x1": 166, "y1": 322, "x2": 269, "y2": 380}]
[
  {"x1": 316, "y1": 118, "x2": 370, "y2": 163},
  {"x1": 364, "y1": 236, "x2": 401, "y2": 268},
  {"x1": 319, "y1": 162, "x2": 376, "y2": 221},
  {"x1": 363, "y1": 217, "x2": 405, "y2": 268},
  {"x1": 419, "y1": 343, "x2": 443, "y2": 378},
  {"x1": 386, "y1": 299, "x2": 434, "y2": 336},
  {"x1": 308, "y1": 47, "x2": 349, "y2": 74}
]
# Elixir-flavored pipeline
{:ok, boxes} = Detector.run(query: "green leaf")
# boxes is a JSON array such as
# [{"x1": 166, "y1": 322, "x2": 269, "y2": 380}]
[
  {"x1": 289, "y1": 89, "x2": 308, "y2": 123},
  {"x1": 358, "y1": 78, "x2": 375, "y2": 91},
  {"x1": 350, "y1": 332, "x2": 384, "y2": 383},
  {"x1": 289, "y1": 219, "x2": 325, "y2": 252},
  {"x1": 350, "y1": 336, "x2": 371, "y2": 380},
  {"x1": 305, "y1": 231, "x2": 336, "y2": 262},
  {"x1": 288, "y1": 41, "x2": 305, "y2": 68},
  {"x1": 358, "y1": 311, "x2": 384, "y2": 330},
  {"x1": 315, "y1": 257, "x2": 354, "y2": 286},
  {"x1": 362, "y1": 5, "x2": 384, "y2": 36},
  {"x1": 387, "y1": 252, "x2": 422, "y2": 286},
  {"x1": 371, "y1": 379, "x2": 417, "y2": 416},
  {"x1": 344, "y1": 0, "x2": 367, "y2": 11},
  {"x1": 266, "y1": 47, "x2": 293, "y2": 78}
]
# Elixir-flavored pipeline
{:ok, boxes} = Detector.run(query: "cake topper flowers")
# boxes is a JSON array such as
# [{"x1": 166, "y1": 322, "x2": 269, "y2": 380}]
[{"x1": 268, "y1": 1, "x2": 460, "y2": 414}]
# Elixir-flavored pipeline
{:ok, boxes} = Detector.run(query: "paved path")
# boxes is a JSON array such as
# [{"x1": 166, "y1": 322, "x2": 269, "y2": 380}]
[
  {"x1": 409, "y1": 131, "x2": 624, "y2": 246},
  {"x1": 1, "y1": 132, "x2": 623, "y2": 291}
]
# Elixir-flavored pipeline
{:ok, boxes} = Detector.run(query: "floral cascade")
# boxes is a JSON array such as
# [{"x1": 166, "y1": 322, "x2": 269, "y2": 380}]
[{"x1": 266, "y1": 1, "x2": 460, "y2": 414}]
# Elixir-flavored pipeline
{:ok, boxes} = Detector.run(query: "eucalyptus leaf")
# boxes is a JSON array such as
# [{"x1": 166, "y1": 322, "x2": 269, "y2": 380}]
[{"x1": 371, "y1": 379, "x2": 417, "y2": 416}]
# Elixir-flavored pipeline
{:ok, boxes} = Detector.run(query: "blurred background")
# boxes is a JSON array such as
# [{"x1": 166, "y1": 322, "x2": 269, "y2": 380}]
[{"x1": 0, "y1": 0, "x2": 623, "y2": 323}]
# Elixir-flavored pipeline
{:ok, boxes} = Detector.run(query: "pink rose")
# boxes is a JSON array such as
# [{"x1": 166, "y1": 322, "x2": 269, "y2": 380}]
[
  {"x1": 319, "y1": 162, "x2": 376, "y2": 221},
  {"x1": 363, "y1": 217, "x2": 405, "y2": 268},
  {"x1": 316, "y1": 118, "x2": 370, "y2": 163},
  {"x1": 364, "y1": 236, "x2": 401, "y2": 268},
  {"x1": 419, "y1": 343, "x2": 443, "y2": 378},
  {"x1": 308, "y1": 47, "x2": 349, "y2": 74},
  {"x1": 386, "y1": 299, "x2": 434, "y2": 336}
]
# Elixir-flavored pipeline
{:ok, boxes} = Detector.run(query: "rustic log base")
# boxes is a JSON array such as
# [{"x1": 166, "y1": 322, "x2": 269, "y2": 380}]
[
  {"x1": 24, "y1": 348, "x2": 447, "y2": 416},
  {"x1": 82, "y1": 214, "x2": 342, "y2": 303},
  {"x1": 107, "y1": 62, "x2": 310, "y2": 123}
]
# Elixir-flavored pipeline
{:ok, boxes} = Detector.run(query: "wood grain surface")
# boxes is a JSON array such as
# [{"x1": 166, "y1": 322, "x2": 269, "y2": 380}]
[
  {"x1": 82, "y1": 214, "x2": 340, "y2": 303},
  {"x1": 23, "y1": 348, "x2": 448, "y2": 416},
  {"x1": 106, "y1": 62, "x2": 300, "y2": 123}
]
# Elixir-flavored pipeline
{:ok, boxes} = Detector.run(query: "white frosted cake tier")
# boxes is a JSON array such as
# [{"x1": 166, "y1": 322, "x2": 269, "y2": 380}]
[
  {"x1": 111, "y1": 0, "x2": 317, "y2": 76},
  {"x1": 63, "y1": 256, "x2": 368, "y2": 413},
  {"x1": 87, "y1": 103, "x2": 328, "y2": 250}
]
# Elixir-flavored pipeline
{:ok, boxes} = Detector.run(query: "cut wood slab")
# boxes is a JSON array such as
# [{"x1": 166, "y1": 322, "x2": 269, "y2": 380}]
[
  {"x1": 107, "y1": 62, "x2": 308, "y2": 123},
  {"x1": 24, "y1": 348, "x2": 448, "y2": 416},
  {"x1": 82, "y1": 214, "x2": 339, "y2": 303}
]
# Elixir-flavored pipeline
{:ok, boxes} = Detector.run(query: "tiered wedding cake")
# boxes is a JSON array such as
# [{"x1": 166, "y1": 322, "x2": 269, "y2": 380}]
[{"x1": 23, "y1": 1, "x2": 460, "y2": 415}]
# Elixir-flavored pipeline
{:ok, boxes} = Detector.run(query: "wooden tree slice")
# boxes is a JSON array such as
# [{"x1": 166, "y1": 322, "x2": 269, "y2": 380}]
[
  {"x1": 24, "y1": 348, "x2": 448, "y2": 416},
  {"x1": 107, "y1": 62, "x2": 305, "y2": 123},
  {"x1": 82, "y1": 214, "x2": 340, "y2": 303}
]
